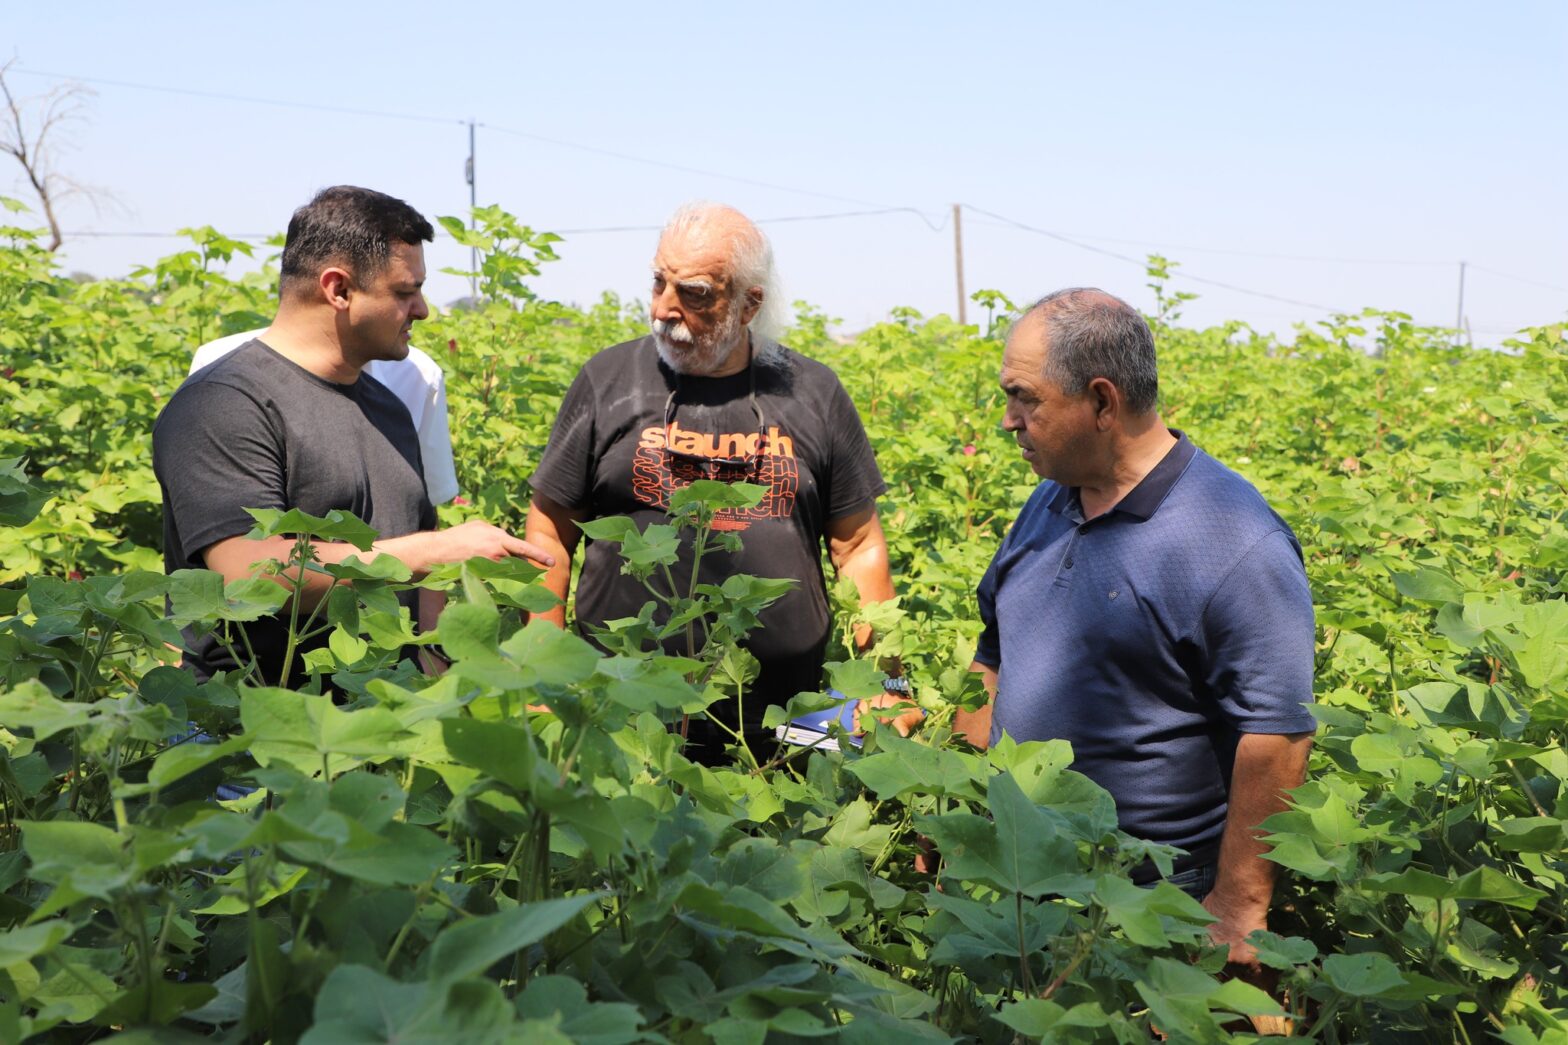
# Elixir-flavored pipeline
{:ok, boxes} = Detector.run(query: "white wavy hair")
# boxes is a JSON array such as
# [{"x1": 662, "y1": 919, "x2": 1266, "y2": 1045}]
[{"x1": 659, "y1": 201, "x2": 788, "y2": 345}]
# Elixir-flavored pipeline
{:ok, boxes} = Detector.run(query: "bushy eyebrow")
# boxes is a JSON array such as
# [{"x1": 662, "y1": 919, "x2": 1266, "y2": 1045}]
[{"x1": 650, "y1": 266, "x2": 717, "y2": 289}]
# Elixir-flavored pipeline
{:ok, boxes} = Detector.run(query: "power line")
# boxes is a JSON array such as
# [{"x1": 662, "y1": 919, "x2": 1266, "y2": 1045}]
[
  {"x1": 558, "y1": 207, "x2": 929, "y2": 234},
  {"x1": 62, "y1": 231, "x2": 271, "y2": 240},
  {"x1": 61, "y1": 208, "x2": 928, "y2": 242},
  {"x1": 12, "y1": 66, "x2": 946, "y2": 229},
  {"x1": 8, "y1": 66, "x2": 463, "y2": 127},
  {"x1": 481, "y1": 122, "x2": 945, "y2": 228},
  {"x1": 961, "y1": 217, "x2": 1452, "y2": 267},
  {"x1": 1468, "y1": 264, "x2": 1568, "y2": 295},
  {"x1": 962, "y1": 204, "x2": 1348, "y2": 313}
]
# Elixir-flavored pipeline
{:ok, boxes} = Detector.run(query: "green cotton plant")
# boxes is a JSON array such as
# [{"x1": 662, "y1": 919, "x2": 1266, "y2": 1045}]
[
  {"x1": 1, "y1": 222, "x2": 1567, "y2": 1040},
  {"x1": 574, "y1": 479, "x2": 796, "y2": 769},
  {"x1": 0, "y1": 477, "x2": 1292, "y2": 1042}
]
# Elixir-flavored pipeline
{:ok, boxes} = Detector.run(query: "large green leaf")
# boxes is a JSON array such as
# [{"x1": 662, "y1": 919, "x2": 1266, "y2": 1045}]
[
  {"x1": 515, "y1": 975, "x2": 644, "y2": 1045},
  {"x1": 441, "y1": 717, "x2": 540, "y2": 791},
  {"x1": 164, "y1": 569, "x2": 289, "y2": 624},
  {"x1": 0, "y1": 458, "x2": 49, "y2": 527},
  {"x1": 845, "y1": 733, "x2": 985, "y2": 801},
  {"x1": 1391, "y1": 566, "x2": 1465, "y2": 604},
  {"x1": 301, "y1": 965, "x2": 515, "y2": 1044},
  {"x1": 918, "y1": 772, "x2": 1080, "y2": 896},
  {"x1": 241, "y1": 687, "x2": 409, "y2": 776},
  {"x1": 425, "y1": 893, "x2": 601, "y2": 983},
  {"x1": 245, "y1": 506, "x2": 379, "y2": 550},
  {"x1": 1361, "y1": 865, "x2": 1548, "y2": 910}
]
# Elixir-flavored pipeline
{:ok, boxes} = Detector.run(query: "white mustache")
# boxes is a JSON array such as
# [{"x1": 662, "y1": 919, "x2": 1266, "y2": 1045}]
[{"x1": 651, "y1": 318, "x2": 694, "y2": 345}]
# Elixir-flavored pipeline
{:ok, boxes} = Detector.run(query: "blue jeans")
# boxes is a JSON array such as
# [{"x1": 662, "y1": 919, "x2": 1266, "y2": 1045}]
[{"x1": 1160, "y1": 862, "x2": 1217, "y2": 902}]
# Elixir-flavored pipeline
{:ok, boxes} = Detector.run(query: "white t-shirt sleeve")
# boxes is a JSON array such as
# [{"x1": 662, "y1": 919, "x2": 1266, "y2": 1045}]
[
  {"x1": 419, "y1": 365, "x2": 460, "y2": 504},
  {"x1": 191, "y1": 328, "x2": 269, "y2": 375},
  {"x1": 384, "y1": 347, "x2": 459, "y2": 505}
]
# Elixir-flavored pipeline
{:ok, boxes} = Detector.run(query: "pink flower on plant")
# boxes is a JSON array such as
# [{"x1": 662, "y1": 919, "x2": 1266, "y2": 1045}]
[
  {"x1": 962, "y1": 444, "x2": 977, "y2": 456},
  {"x1": 453, "y1": 495, "x2": 471, "y2": 506}
]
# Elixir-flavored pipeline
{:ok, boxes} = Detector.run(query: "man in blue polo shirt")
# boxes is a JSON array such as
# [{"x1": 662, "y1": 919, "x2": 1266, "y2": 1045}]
[{"x1": 956, "y1": 288, "x2": 1315, "y2": 982}]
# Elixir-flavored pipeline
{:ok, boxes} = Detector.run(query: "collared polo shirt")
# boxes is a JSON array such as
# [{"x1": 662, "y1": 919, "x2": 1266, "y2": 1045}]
[{"x1": 975, "y1": 432, "x2": 1316, "y2": 865}]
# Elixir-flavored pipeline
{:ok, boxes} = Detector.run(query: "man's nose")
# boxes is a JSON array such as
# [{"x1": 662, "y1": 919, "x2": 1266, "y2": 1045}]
[
  {"x1": 412, "y1": 293, "x2": 430, "y2": 321},
  {"x1": 651, "y1": 284, "x2": 681, "y2": 320}
]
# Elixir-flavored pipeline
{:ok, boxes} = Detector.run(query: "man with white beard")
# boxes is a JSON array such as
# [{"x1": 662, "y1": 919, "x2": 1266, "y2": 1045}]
[{"x1": 526, "y1": 202, "x2": 914, "y2": 763}]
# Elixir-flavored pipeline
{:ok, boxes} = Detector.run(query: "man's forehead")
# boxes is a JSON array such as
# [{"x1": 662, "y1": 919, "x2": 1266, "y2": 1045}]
[
  {"x1": 653, "y1": 229, "x2": 734, "y2": 282},
  {"x1": 381, "y1": 242, "x2": 426, "y2": 283},
  {"x1": 1001, "y1": 313, "x2": 1046, "y2": 375}
]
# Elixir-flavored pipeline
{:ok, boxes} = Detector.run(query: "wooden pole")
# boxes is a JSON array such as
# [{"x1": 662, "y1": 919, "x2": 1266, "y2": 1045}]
[
  {"x1": 466, "y1": 119, "x2": 478, "y2": 302},
  {"x1": 1454, "y1": 260, "x2": 1467, "y2": 346},
  {"x1": 953, "y1": 203, "x2": 967, "y2": 326}
]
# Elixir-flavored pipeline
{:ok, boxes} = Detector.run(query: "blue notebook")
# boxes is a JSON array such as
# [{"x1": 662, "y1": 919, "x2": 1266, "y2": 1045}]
[{"x1": 774, "y1": 690, "x2": 863, "y2": 751}]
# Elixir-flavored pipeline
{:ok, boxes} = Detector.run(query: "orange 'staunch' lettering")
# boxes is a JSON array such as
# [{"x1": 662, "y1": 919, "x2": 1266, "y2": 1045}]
[
  {"x1": 646, "y1": 421, "x2": 796, "y2": 459},
  {"x1": 765, "y1": 428, "x2": 795, "y2": 458}
]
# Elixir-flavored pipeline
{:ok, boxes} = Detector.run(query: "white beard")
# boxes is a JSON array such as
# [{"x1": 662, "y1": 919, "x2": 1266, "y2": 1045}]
[{"x1": 652, "y1": 307, "x2": 748, "y2": 376}]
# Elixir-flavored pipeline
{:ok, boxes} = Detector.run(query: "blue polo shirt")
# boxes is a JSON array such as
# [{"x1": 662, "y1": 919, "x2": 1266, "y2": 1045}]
[{"x1": 975, "y1": 432, "x2": 1315, "y2": 867}]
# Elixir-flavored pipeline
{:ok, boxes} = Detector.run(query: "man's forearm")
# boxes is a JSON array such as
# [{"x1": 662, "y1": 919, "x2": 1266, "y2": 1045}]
[
  {"x1": 523, "y1": 501, "x2": 579, "y2": 628},
  {"x1": 534, "y1": 557, "x2": 572, "y2": 628},
  {"x1": 832, "y1": 536, "x2": 894, "y2": 650},
  {"x1": 1207, "y1": 731, "x2": 1313, "y2": 917},
  {"x1": 206, "y1": 535, "x2": 400, "y2": 608},
  {"x1": 206, "y1": 519, "x2": 554, "y2": 612},
  {"x1": 952, "y1": 660, "x2": 998, "y2": 748}
]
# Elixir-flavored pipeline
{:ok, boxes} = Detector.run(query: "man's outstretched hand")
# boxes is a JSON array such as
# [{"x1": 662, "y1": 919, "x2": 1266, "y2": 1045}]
[
  {"x1": 379, "y1": 519, "x2": 557, "y2": 575},
  {"x1": 434, "y1": 519, "x2": 557, "y2": 568}
]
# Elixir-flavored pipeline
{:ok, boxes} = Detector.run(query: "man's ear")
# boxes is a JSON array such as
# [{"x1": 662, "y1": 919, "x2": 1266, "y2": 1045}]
[
  {"x1": 1088, "y1": 376, "x2": 1120, "y2": 430},
  {"x1": 320, "y1": 267, "x2": 353, "y2": 312},
  {"x1": 741, "y1": 286, "x2": 763, "y2": 325}
]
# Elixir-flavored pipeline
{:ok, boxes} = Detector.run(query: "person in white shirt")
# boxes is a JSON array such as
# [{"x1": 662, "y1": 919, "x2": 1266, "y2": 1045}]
[{"x1": 192, "y1": 329, "x2": 460, "y2": 504}]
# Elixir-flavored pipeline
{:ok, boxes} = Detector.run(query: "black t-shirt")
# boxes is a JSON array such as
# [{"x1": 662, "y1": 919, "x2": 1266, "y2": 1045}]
[
  {"x1": 529, "y1": 336, "x2": 885, "y2": 715},
  {"x1": 153, "y1": 340, "x2": 435, "y2": 684}
]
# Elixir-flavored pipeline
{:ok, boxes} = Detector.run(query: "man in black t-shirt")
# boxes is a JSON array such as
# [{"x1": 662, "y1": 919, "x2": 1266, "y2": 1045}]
[
  {"x1": 154, "y1": 186, "x2": 555, "y2": 687},
  {"x1": 527, "y1": 202, "x2": 917, "y2": 761}
]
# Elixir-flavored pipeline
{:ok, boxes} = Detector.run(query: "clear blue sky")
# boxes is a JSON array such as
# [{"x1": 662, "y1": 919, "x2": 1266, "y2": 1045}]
[{"x1": 6, "y1": 1, "x2": 1565, "y2": 344}]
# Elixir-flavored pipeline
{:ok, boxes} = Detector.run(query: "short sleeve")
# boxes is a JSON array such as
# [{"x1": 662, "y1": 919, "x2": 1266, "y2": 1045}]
[
  {"x1": 528, "y1": 366, "x2": 599, "y2": 510},
  {"x1": 420, "y1": 367, "x2": 459, "y2": 504},
  {"x1": 1199, "y1": 530, "x2": 1317, "y2": 734},
  {"x1": 190, "y1": 330, "x2": 263, "y2": 376},
  {"x1": 824, "y1": 376, "x2": 886, "y2": 519},
  {"x1": 973, "y1": 549, "x2": 1003, "y2": 669},
  {"x1": 152, "y1": 381, "x2": 288, "y2": 566}
]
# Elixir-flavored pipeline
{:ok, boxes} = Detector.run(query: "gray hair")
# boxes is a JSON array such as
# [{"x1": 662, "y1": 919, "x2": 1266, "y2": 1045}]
[
  {"x1": 1028, "y1": 288, "x2": 1159, "y2": 413},
  {"x1": 661, "y1": 201, "x2": 788, "y2": 343}
]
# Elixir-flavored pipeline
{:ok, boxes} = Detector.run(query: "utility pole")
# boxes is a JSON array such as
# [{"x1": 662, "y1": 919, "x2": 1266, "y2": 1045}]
[
  {"x1": 952, "y1": 203, "x2": 967, "y2": 326},
  {"x1": 1454, "y1": 260, "x2": 1467, "y2": 347},
  {"x1": 465, "y1": 119, "x2": 478, "y2": 302}
]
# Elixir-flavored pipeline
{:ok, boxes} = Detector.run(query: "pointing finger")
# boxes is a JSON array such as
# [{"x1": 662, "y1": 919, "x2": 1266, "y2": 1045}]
[{"x1": 501, "y1": 533, "x2": 556, "y2": 568}]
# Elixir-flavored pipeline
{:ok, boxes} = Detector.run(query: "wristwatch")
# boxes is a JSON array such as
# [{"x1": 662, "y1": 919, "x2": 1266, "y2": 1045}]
[{"x1": 881, "y1": 676, "x2": 911, "y2": 697}]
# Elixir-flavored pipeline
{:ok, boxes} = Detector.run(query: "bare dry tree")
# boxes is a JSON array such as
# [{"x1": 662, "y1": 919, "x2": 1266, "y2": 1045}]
[{"x1": 0, "y1": 60, "x2": 98, "y2": 251}]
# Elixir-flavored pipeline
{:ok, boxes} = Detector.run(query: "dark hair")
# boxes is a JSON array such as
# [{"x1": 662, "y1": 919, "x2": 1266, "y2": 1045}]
[
  {"x1": 278, "y1": 185, "x2": 433, "y2": 292},
  {"x1": 1029, "y1": 288, "x2": 1159, "y2": 413}
]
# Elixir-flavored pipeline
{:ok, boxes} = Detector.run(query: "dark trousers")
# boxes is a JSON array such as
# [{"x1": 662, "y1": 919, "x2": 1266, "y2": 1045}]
[{"x1": 1158, "y1": 862, "x2": 1218, "y2": 902}]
